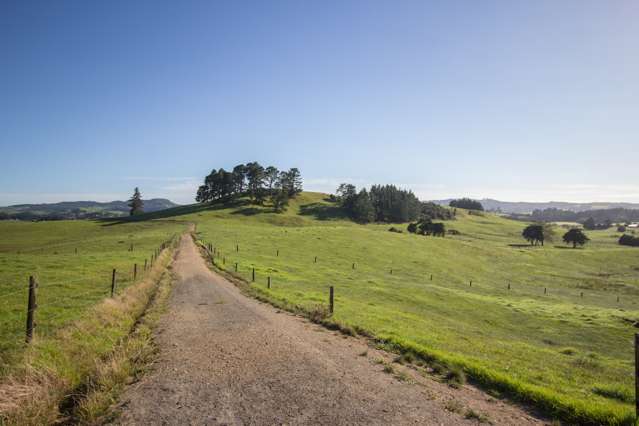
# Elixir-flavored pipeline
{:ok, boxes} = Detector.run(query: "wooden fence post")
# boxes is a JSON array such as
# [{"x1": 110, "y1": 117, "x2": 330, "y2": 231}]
[
  {"x1": 352, "y1": 263, "x2": 355, "y2": 270},
  {"x1": 223, "y1": 257, "x2": 225, "y2": 265},
  {"x1": 235, "y1": 262, "x2": 238, "y2": 272},
  {"x1": 236, "y1": 244, "x2": 239, "y2": 252},
  {"x1": 144, "y1": 259, "x2": 147, "y2": 271},
  {"x1": 276, "y1": 249, "x2": 279, "y2": 257},
  {"x1": 430, "y1": 274, "x2": 433, "y2": 281},
  {"x1": 111, "y1": 269, "x2": 117, "y2": 297},
  {"x1": 314, "y1": 256, "x2": 317, "y2": 263},
  {"x1": 469, "y1": 280, "x2": 472, "y2": 287},
  {"x1": 267, "y1": 276, "x2": 271, "y2": 289},
  {"x1": 329, "y1": 286, "x2": 334, "y2": 314},
  {"x1": 252, "y1": 268, "x2": 255, "y2": 282},
  {"x1": 25, "y1": 276, "x2": 37, "y2": 343},
  {"x1": 134, "y1": 264, "x2": 137, "y2": 281},
  {"x1": 544, "y1": 287, "x2": 547, "y2": 295},
  {"x1": 390, "y1": 268, "x2": 393, "y2": 275}
]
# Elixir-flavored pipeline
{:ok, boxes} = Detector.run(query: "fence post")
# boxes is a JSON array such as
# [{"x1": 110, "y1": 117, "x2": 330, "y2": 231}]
[
  {"x1": 134, "y1": 263, "x2": 137, "y2": 281},
  {"x1": 144, "y1": 259, "x2": 147, "y2": 271},
  {"x1": 236, "y1": 244, "x2": 239, "y2": 252},
  {"x1": 252, "y1": 268, "x2": 255, "y2": 282},
  {"x1": 111, "y1": 269, "x2": 117, "y2": 297},
  {"x1": 235, "y1": 262, "x2": 238, "y2": 272},
  {"x1": 25, "y1": 276, "x2": 37, "y2": 343},
  {"x1": 508, "y1": 283, "x2": 511, "y2": 290},
  {"x1": 352, "y1": 263, "x2": 355, "y2": 270},
  {"x1": 390, "y1": 268, "x2": 393, "y2": 275},
  {"x1": 276, "y1": 249, "x2": 279, "y2": 257},
  {"x1": 223, "y1": 257, "x2": 225, "y2": 265},
  {"x1": 329, "y1": 286, "x2": 334, "y2": 314},
  {"x1": 469, "y1": 280, "x2": 472, "y2": 287},
  {"x1": 267, "y1": 276, "x2": 271, "y2": 289},
  {"x1": 544, "y1": 287, "x2": 547, "y2": 295},
  {"x1": 314, "y1": 256, "x2": 317, "y2": 263}
]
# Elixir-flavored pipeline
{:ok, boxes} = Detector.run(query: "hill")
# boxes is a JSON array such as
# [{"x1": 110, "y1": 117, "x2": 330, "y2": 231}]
[
  {"x1": 0, "y1": 198, "x2": 178, "y2": 220},
  {"x1": 433, "y1": 198, "x2": 639, "y2": 214},
  {"x1": 177, "y1": 192, "x2": 637, "y2": 424},
  {"x1": 1, "y1": 191, "x2": 638, "y2": 424}
]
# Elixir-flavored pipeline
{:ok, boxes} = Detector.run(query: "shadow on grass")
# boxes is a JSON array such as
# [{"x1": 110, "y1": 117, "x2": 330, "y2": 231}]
[
  {"x1": 299, "y1": 202, "x2": 348, "y2": 221},
  {"x1": 99, "y1": 198, "x2": 251, "y2": 226},
  {"x1": 508, "y1": 243, "x2": 536, "y2": 248}
]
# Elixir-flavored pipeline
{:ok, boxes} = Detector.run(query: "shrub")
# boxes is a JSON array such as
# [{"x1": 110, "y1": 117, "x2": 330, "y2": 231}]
[
  {"x1": 619, "y1": 234, "x2": 639, "y2": 247},
  {"x1": 445, "y1": 366, "x2": 466, "y2": 388}
]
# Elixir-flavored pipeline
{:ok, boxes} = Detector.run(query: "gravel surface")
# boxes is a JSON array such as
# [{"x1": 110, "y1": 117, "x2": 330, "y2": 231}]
[{"x1": 113, "y1": 235, "x2": 546, "y2": 425}]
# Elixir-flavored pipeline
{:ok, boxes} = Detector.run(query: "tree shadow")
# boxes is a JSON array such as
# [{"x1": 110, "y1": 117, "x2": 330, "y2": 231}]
[
  {"x1": 99, "y1": 198, "x2": 250, "y2": 226},
  {"x1": 508, "y1": 243, "x2": 535, "y2": 248},
  {"x1": 231, "y1": 207, "x2": 274, "y2": 216},
  {"x1": 553, "y1": 245, "x2": 582, "y2": 250},
  {"x1": 299, "y1": 202, "x2": 348, "y2": 221}
]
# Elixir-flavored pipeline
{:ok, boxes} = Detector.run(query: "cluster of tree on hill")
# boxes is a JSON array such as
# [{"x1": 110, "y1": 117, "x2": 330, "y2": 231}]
[
  {"x1": 521, "y1": 223, "x2": 589, "y2": 248},
  {"x1": 529, "y1": 207, "x2": 639, "y2": 226},
  {"x1": 449, "y1": 198, "x2": 484, "y2": 211},
  {"x1": 195, "y1": 162, "x2": 302, "y2": 212},
  {"x1": 333, "y1": 184, "x2": 453, "y2": 224},
  {"x1": 407, "y1": 220, "x2": 446, "y2": 237},
  {"x1": 619, "y1": 234, "x2": 639, "y2": 247}
]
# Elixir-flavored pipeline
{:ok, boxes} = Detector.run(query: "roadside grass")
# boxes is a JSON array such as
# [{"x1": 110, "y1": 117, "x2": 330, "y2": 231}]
[
  {"x1": 0, "y1": 219, "x2": 185, "y2": 371},
  {"x1": 187, "y1": 192, "x2": 638, "y2": 425},
  {"x1": 0, "y1": 236, "x2": 178, "y2": 425}
]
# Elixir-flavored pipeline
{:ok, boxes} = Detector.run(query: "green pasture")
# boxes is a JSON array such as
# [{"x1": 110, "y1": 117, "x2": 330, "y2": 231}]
[
  {"x1": 186, "y1": 192, "x2": 639, "y2": 424},
  {"x1": 0, "y1": 218, "x2": 185, "y2": 370}
]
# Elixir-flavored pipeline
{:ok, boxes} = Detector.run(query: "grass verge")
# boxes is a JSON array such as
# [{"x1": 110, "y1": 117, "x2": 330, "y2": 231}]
[{"x1": 0, "y1": 236, "x2": 179, "y2": 425}]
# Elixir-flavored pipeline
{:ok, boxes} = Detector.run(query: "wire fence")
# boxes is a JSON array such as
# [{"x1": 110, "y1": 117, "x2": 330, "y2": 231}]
[{"x1": 1, "y1": 235, "x2": 178, "y2": 346}]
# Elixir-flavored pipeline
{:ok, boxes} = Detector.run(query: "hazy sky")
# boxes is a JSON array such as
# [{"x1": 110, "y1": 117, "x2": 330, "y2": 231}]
[{"x1": 1, "y1": 1, "x2": 638, "y2": 205}]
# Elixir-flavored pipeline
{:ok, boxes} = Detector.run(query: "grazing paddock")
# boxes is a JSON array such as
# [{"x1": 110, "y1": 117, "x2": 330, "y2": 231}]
[
  {"x1": 0, "y1": 219, "x2": 185, "y2": 371},
  {"x1": 185, "y1": 192, "x2": 638, "y2": 424}
]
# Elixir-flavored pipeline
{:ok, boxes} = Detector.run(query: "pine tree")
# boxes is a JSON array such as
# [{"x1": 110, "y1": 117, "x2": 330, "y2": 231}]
[{"x1": 128, "y1": 187, "x2": 144, "y2": 216}]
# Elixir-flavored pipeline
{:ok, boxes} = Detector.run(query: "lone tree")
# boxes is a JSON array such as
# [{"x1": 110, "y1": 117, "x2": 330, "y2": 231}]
[
  {"x1": 128, "y1": 187, "x2": 144, "y2": 216},
  {"x1": 522, "y1": 224, "x2": 545, "y2": 246},
  {"x1": 563, "y1": 228, "x2": 589, "y2": 248}
]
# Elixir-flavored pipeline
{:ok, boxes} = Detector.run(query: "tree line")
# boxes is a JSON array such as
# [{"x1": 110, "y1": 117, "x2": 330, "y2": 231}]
[
  {"x1": 195, "y1": 162, "x2": 302, "y2": 211},
  {"x1": 333, "y1": 184, "x2": 452, "y2": 224},
  {"x1": 530, "y1": 207, "x2": 639, "y2": 226},
  {"x1": 449, "y1": 198, "x2": 484, "y2": 211}
]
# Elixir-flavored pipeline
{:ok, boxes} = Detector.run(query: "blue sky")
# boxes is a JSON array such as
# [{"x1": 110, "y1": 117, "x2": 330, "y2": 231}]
[{"x1": 1, "y1": 0, "x2": 638, "y2": 205}]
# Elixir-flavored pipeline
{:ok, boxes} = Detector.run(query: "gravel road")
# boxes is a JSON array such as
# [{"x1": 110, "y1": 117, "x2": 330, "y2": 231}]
[{"x1": 113, "y1": 235, "x2": 545, "y2": 425}]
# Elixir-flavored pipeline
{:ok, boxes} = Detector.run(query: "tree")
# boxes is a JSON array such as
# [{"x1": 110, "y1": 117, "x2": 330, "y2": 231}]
[
  {"x1": 245, "y1": 162, "x2": 265, "y2": 203},
  {"x1": 280, "y1": 168, "x2": 303, "y2": 197},
  {"x1": 449, "y1": 198, "x2": 484, "y2": 211},
  {"x1": 264, "y1": 166, "x2": 280, "y2": 195},
  {"x1": 407, "y1": 222, "x2": 418, "y2": 233},
  {"x1": 351, "y1": 189, "x2": 375, "y2": 223},
  {"x1": 232, "y1": 164, "x2": 248, "y2": 194},
  {"x1": 563, "y1": 228, "x2": 589, "y2": 248},
  {"x1": 271, "y1": 189, "x2": 289, "y2": 212},
  {"x1": 128, "y1": 187, "x2": 144, "y2": 216},
  {"x1": 522, "y1": 224, "x2": 545, "y2": 246},
  {"x1": 619, "y1": 234, "x2": 639, "y2": 247}
]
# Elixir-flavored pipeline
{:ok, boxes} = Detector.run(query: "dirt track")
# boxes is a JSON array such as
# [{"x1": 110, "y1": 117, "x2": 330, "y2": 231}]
[{"x1": 114, "y1": 235, "x2": 545, "y2": 425}]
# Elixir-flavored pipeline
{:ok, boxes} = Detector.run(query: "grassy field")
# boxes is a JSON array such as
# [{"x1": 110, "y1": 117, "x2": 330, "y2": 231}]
[
  {"x1": 180, "y1": 192, "x2": 638, "y2": 424},
  {"x1": 0, "y1": 218, "x2": 186, "y2": 371}
]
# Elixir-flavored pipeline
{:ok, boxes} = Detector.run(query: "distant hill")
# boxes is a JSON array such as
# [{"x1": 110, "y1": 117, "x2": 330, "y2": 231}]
[
  {"x1": 0, "y1": 199, "x2": 178, "y2": 220},
  {"x1": 432, "y1": 198, "x2": 639, "y2": 214}
]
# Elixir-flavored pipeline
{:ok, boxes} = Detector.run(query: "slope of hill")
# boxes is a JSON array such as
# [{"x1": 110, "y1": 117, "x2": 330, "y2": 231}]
[
  {"x1": 0, "y1": 199, "x2": 178, "y2": 220},
  {"x1": 433, "y1": 198, "x2": 639, "y2": 214},
  {"x1": 1, "y1": 192, "x2": 637, "y2": 424},
  {"x1": 171, "y1": 192, "x2": 636, "y2": 424}
]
